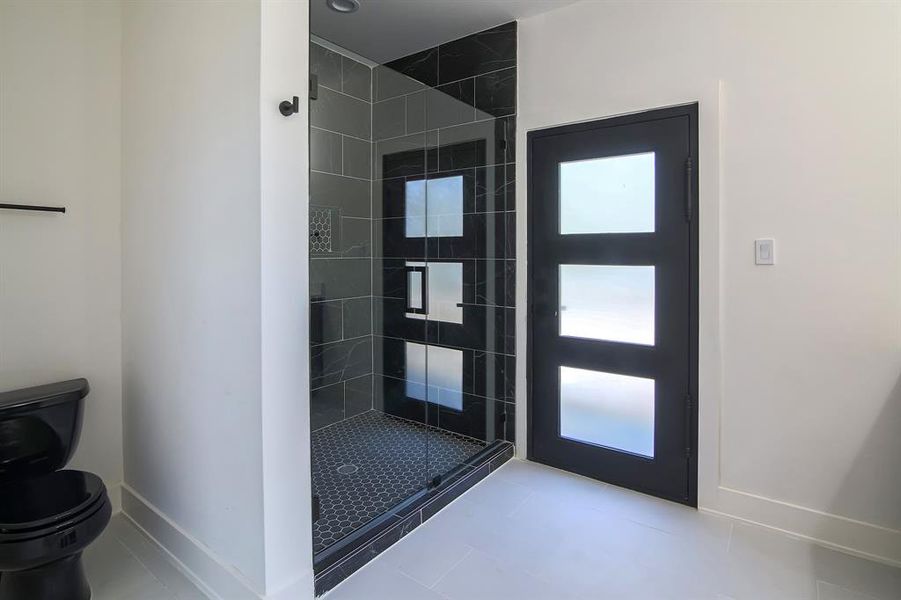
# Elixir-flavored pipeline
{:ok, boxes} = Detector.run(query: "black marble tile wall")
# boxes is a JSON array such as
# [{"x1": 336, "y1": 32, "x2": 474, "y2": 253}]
[
  {"x1": 311, "y1": 373, "x2": 374, "y2": 431},
  {"x1": 437, "y1": 22, "x2": 516, "y2": 84},
  {"x1": 369, "y1": 23, "x2": 517, "y2": 446},
  {"x1": 310, "y1": 41, "x2": 376, "y2": 429}
]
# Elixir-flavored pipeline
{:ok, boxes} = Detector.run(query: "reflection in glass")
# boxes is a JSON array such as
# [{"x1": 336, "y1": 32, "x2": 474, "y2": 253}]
[
  {"x1": 406, "y1": 261, "x2": 463, "y2": 324},
  {"x1": 405, "y1": 342, "x2": 463, "y2": 410},
  {"x1": 408, "y1": 268, "x2": 423, "y2": 310},
  {"x1": 560, "y1": 366, "x2": 654, "y2": 457},
  {"x1": 405, "y1": 176, "x2": 464, "y2": 238},
  {"x1": 560, "y1": 265, "x2": 654, "y2": 345},
  {"x1": 560, "y1": 152, "x2": 655, "y2": 234}
]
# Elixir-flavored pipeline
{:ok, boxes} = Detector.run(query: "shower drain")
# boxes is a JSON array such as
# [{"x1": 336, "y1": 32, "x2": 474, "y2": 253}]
[{"x1": 336, "y1": 464, "x2": 358, "y2": 475}]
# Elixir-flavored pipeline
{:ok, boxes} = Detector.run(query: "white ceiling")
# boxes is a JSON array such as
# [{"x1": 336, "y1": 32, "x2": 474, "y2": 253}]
[{"x1": 311, "y1": 0, "x2": 580, "y2": 64}]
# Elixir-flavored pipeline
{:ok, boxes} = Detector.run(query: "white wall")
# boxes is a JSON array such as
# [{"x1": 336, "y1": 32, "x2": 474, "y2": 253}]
[
  {"x1": 121, "y1": 0, "x2": 266, "y2": 592},
  {"x1": 121, "y1": 1, "x2": 314, "y2": 596},
  {"x1": 0, "y1": 0, "x2": 123, "y2": 497},
  {"x1": 259, "y1": 0, "x2": 314, "y2": 597},
  {"x1": 517, "y1": 0, "x2": 901, "y2": 565}
]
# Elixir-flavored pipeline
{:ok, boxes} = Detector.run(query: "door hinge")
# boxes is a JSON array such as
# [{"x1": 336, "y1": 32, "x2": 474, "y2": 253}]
[
  {"x1": 312, "y1": 494, "x2": 321, "y2": 522},
  {"x1": 685, "y1": 157, "x2": 693, "y2": 222},
  {"x1": 309, "y1": 74, "x2": 319, "y2": 100},
  {"x1": 684, "y1": 393, "x2": 693, "y2": 458}
]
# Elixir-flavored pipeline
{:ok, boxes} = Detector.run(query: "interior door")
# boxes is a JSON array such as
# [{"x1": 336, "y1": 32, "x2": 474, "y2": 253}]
[{"x1": 528, "y1": 105, "x2": 698, "y2": 505}]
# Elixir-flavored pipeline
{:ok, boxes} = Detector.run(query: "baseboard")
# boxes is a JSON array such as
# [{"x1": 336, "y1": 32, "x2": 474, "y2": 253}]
[
  {"x1": 107, "y1": 482, "x2": 122, "y2": 514},
  {"x1": 701, "y1": 486, "x2": 901, "y2": 568},
  {"x1": 120, "y1": 484, "x2": 263, "y2": 600}
]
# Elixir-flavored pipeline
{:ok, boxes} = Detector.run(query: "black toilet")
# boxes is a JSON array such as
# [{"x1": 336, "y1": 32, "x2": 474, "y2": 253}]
[{"x1": 0, "y1": 379, "x2": 111, "y2": 600}]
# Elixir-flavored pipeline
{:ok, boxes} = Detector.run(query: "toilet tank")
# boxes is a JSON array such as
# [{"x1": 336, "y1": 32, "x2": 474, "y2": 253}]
[{"x1": 0, "y1": 379, "x2": 88, "y2": 481}]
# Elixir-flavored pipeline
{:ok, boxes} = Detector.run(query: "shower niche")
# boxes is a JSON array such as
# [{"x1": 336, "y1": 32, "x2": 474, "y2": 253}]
[{"x1": 308, "y1": 20, "x2": 517, "y2": 595}]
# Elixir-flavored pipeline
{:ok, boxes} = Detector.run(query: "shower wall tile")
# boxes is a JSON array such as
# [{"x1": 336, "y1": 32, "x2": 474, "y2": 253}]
[
  {"x1": 310, "y1": 172, "x2": 370, "y2": 218},
  {"x1": 372, "y1": 218, "x2": 427, "y2": 259},
  {"x1": 371, "y1": 258, "x2": 406, "y2": 299},
  {"x1": 312, "y1": 86, "x2": 371, "y2": 139},
  {"x1": 310, "y1": 42, "x2": 342, "y2": 90},
  {"x1": 374, "y1": 64, "x2": 426, "y2": 102},
  {"x1": 436, "y1": 116, "x2": 514, "y2": 171},
  {"x1": 341, "y1": 55, "x2": 372, "y2": 101},
  {"x1": 311, "y1": 127, "x2": 342, "y2": 174},
  {"x1": 342, "y1": 136, "x2": 371, "y2": 179},
  {"x1": 470, "y1": 258, "x2": 515, "y2": 307},
  {"x1": 426, "y1": 80, "x2": 475, "y2": 130},
  {"x1": 405, "y1": 91, "x2": 426, "y2": 134},
  {"x1": 372, "y1": 97, "x2": 406, "y2": 141},
  {"x1": 436, "y1": 213, "x2": 506, "y2": 260},
  {"x1": 384, "y1": 46, "x2": 438, "y2": 88},
  {"x1": 372, "y1": 298, "x2": 430, "y2": 343},
  {"x1": 374, "y1": 133, "x2": 426, "y2": 179},
  {"x1": 344, "y1": 373, "x2": 373, "y2": 417},
  {"x1": 311, "y1": 299, "x2": 343, "y2": 345},
  {"x1": 436, "y1": 304, "x2": 509, "y2": 356},
  {"x1": 505, "y1": 211, "x2": 517, "y2": 258},
  {"x1": 438, "y1": 22, "x2": 516, "y2": 84},
  {"x1": 371, "y1": 176, "x2": 403, "y2": 219},
  {"x1": 468, "y1": 350, "x2": 515, "y2": 403},
  {"x1": 311, "y1": 380, "x2": 344, "y2": 430},
  {"x1": 342, "y1": 297, "x2": 372, "y2": 339},
  {"x1": 475, "y1": 164, "x2": 515, "y2": 212},
  {"x1": 339, "y1": 217, "x2": 371, "y2": 257},
  {"x1": 503, "y1": 259, "x2": 516, "y2": 307},
  {"x1": 474, "y1": 67, "x2": 517, "y2": 118},
  {"x1": 311, "y1": 336, "x2": 373, "y2": 390},
  {"x1": 501, "y1": 402, "x2": 515, "y2": 443},
  {"x1": 311, "y1": 258, "x2": 372, "y2": 300},
  {"x1": 310, "y1": 42, "x2": 376, "y2": 433},
  {"x1": 504, "y1": 307, "x2": 515, "y2": 355}
]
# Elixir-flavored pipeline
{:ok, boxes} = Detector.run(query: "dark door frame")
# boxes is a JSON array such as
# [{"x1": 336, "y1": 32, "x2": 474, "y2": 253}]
[{"x1": 526, "y1": 103, "x2": 699, "y2": 506}]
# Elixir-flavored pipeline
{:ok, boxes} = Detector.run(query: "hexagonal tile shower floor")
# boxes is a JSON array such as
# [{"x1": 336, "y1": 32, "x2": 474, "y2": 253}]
[{"x1": 311, "y1": 410, "x2": 486, "y2": 553}]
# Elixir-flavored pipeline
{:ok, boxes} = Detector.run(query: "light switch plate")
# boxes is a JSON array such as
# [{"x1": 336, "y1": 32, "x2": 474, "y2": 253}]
[{"x1": 755, "y1": 239, "x2": 775, "y2": 265}]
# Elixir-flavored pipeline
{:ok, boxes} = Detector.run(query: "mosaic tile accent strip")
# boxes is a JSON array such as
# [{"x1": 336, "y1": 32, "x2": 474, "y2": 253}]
[
  {"x1": 311, "y1": 410, "x2": 486, "y2": 553},
  {"x1": 310, "y1": 207, "x2": 334, "y2": 254}
]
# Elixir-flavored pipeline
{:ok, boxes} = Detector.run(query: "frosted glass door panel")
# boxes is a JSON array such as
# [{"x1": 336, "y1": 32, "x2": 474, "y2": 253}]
[
  {"x1": 559, "y1": 265, "x2": 654, "y2": 345},
  {"x1": 559, "y1": 152, "x2": 655, "y2": 234},
  {"x1": 559, "y1": 366, "x2": 655, "y2": 457}
]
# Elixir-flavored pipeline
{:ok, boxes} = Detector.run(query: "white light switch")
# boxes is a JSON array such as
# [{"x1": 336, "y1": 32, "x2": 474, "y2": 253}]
[{"x1": 755, "y1": 239, "x2": 775, "y2": 265}]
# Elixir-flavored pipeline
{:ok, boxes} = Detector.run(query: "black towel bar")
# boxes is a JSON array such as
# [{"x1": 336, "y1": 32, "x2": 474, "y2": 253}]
[{"x1": 0, "y1": 203, "x2": 66, "y2": 213}]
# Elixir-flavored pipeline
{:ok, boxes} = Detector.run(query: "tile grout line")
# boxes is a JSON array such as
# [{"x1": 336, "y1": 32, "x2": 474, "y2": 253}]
[
  {"x1": 108, "y1": 528, "x2": 181, "y2": 599},
  {"x1": 422, "y1": 545, "x2": 474, "y2": 592}
]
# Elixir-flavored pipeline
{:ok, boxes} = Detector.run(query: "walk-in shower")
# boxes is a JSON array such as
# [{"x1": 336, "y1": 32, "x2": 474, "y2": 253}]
[{"x1": 308, "y1": 20, "x2": 517, "y2": 594}]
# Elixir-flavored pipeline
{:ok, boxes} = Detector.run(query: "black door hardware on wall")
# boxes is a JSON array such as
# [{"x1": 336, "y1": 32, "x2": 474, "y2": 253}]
[
  {"x1": 309, "y1": 74, "x2": 318, "y2": 100},
  {"x1": 0, "y1": 203, "x2": 66, "y2": 213},
  {"x1": 279, "y1": 95, "x2": 300, "y2": 116}
]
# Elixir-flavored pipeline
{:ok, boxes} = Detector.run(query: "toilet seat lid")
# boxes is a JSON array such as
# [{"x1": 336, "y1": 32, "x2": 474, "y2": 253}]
[{"x1": 0, "y1": 470, "x2": 106, "y2": 533}]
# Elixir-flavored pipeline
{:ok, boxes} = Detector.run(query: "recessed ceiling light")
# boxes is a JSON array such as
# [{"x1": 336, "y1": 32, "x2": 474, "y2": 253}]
[{"x1": 326, "y1": 0, "x2": 359, "y2": 13}]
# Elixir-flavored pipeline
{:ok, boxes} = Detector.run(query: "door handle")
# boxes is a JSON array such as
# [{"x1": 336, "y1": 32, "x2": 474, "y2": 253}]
[{"x1": 404, "y1": 265, "x2": 428, "y2": 314}]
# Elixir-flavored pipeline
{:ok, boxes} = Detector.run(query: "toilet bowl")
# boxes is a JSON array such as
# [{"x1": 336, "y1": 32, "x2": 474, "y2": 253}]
[{"x1": 0, "y1": 379, "x2": 111, "y2": 600}]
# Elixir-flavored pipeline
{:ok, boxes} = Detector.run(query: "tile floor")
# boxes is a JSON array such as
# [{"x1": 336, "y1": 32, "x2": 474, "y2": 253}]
[
  {"x1": 83, "y1": 514, "x2": 207, "y2": 600},
  {"x1": 324, "y1": 459, "x2": 901, "y2": 600}
]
